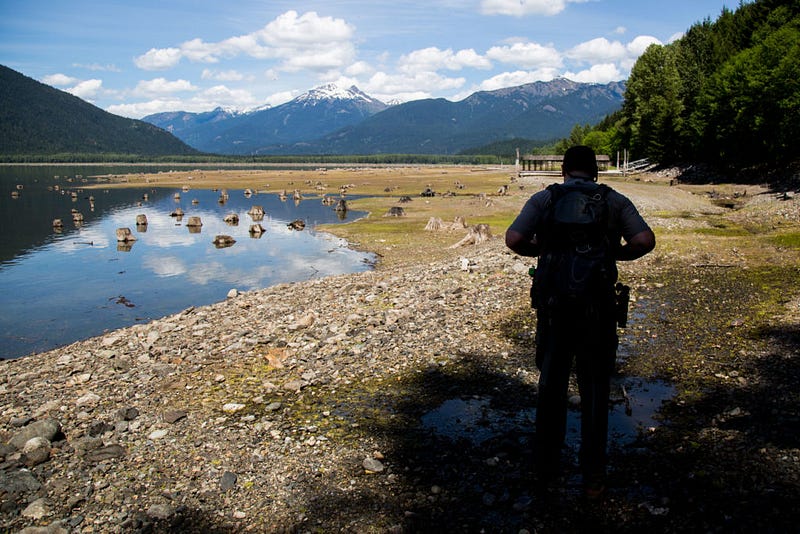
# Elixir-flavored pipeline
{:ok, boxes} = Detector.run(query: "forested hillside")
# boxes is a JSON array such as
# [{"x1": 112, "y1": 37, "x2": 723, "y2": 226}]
[
  {"x1": 0, "y1": 65, "x2": 198, "y2": 157},
  {"x1": 574, "y1": 0, "x2": 799, "y2": 175}
]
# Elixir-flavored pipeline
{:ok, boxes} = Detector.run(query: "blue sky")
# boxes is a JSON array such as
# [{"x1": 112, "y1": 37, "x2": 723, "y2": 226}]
[{"x1": 1, "y1": 0, "x2": 736, "y2": 118}]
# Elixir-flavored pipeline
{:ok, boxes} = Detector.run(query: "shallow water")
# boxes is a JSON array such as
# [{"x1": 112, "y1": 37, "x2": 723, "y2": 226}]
[
  {"x1": 0, "y1": 166, "x2": 373, "y2": 359},
  {"x1": 421, "y1": 376, "x2": 675, "y2": 449}
]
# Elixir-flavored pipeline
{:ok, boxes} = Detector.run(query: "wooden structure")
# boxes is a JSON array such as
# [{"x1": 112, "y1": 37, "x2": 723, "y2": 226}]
[{"x1": 516, "y1": 151, "x2": 611, "y2": 174}]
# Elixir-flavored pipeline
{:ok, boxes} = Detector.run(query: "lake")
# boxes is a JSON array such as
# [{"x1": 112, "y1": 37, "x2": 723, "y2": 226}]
[{"x1": 0, "y1": 165, "x2": 374, "y2": 359}]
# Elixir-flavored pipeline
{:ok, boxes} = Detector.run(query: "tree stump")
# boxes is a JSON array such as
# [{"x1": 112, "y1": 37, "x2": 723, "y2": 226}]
[
  {"x1": 425, "y1": 217, "x2": 443, "y2": 231},
  {"x1": 450, "y1": 224, "x2": 492, "y2": 248}
]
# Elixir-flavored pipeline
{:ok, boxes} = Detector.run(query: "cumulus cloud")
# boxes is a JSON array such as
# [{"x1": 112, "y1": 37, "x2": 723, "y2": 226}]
[
  {"x1": 627, "y1": 35, "x2": 662, "y2": 55},
  {"x1": 563, "y1": 63, "x2": 624, "y2": 83},
  {"x1": 486, "y1": 42, "x2": 563, "y2": 69},
  {"x1": 133, "y1": 10, "x2": 355, "y2": 74},
  {"x1": 108, "y1": 84, "x2": 261, "y2": 118},
  {"x1": 567, "y1": 37, "x2": 628, "y2": 63},
  {"x1": 134, "y1": 47, "x2": 182, "y2": 70},
  {"x1": 481, "y1": 0, "x2": 569, "y2": 17},
  {"x1": 398, "y1": 47, "x2": 492, "y2": 73},
  {"x1": 43, "y1": 73, "x2": 78, "y2": 86},
  {"x1": 67, "y1": 79, "x2": 103, "y2": 100}
]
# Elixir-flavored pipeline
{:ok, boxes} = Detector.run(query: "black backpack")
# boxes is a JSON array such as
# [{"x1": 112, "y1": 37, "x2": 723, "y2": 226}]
[{"x1": 531, "y1": 181, "x2": 617, "y2": 311}]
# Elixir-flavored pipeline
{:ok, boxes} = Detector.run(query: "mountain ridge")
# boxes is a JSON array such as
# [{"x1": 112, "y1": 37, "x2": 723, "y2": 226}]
[
  {"x1": 144, "y1": 78, "x2": 624, "y2": 156},
  {"x1": 0, "y1": 64, "x2": 198, "y2": 156}
]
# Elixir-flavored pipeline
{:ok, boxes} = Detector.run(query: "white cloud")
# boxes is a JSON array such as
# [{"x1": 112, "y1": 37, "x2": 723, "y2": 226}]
[
  {"x1": 67, "y1": 79, "x2": 103, "y2": 100},
  {"x1": 263, "y1": 90, "x2": 297, "y2": 107},
  {"x1": 398, "y1": 47, "x2": 492, "y2": 73},
  {"x1": 134, "y1": 47, "x2": 182, "y2": 70},
  {"x1": 563, "y1": 63, "x2": 624, "y2": 83},
  {"x1": 108, "y1": 84, "x2": 261, "y2": 118},
  {"x1": 567, "y1": 37, "x2": 628, "y2": 64},
  {"x1": 133, "y1": 78, "x2": 197, "y2": 97},
  {"x1": 486, "y1": 42, "x2": 563, "y2": 69},
  {"x1": 480, "y1": 0, "x2": 568, "y2": 17},
  {"x1": 627, "y1": 35, "x2": 662, "y2": 56},
  {"x1": 43, "y1": 73, "x2": 78, "y2": 86},
  {"x1": 613, "y1": 26, "x2": 627, "y2": 35},
  {"x1": 133, "y1": 11, "x2": 356, "y2": 74},
  {"x1": 364, "y1": 70, "x2": 465, "y2": 100},
  {"x1": 345, "y1": 61, "x2": 374, "y2": 77}
]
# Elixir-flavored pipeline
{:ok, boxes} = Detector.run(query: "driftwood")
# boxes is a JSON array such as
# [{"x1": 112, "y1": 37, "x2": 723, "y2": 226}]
[{"x1": 449, "y1": 224, "x2": 492, "y2": 248}]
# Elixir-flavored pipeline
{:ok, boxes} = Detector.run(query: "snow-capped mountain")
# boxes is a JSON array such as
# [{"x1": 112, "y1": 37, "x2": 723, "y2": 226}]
[
  {"x1": 141, "y1": 80, "x2": 625, "y2": 156},
  {"x1": 143, "y1": 84, "x2": 387, "y2": 155}
]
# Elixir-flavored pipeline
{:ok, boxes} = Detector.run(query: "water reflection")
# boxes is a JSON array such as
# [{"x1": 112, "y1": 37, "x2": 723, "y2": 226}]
[{"x1": 0, "y1": 165, "x2": 373, "y2": 359}]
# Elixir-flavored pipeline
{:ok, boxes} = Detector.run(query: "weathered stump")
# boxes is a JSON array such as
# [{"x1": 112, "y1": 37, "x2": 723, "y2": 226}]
[
  {"x1": 425, "y1": 217, "x2": 443, "y2": 231},
  {"x1": 385, "y1": 206, "x2": 405, "y2": 217},
  {"x1": 212, "y1": 235, "x2": 236, "y2": 248},
  {"x1": 450, "y1": 224, "x2": 492, "y2": 248},
  {"x1": 116, "y1": 228, "x2": 137, "y2": 242},
  {"x1": 248, "y1": 206, "x2": 265, "y2": 220},
  {"x1": 287, "y1": 219, "x2": 306, "y2": 231}
]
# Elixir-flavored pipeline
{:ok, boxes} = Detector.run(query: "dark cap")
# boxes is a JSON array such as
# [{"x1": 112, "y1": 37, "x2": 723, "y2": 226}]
[{"x1": 562, "y1": 145, "x2": 598, "y2": 178}]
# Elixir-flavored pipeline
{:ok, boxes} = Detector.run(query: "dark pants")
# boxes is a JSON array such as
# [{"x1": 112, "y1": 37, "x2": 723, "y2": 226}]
[{"x1": 534, "y1": 303, "x2": 618, "y2": 479}]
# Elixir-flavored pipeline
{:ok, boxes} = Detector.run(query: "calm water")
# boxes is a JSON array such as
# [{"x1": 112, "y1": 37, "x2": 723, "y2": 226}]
[{"x1": 0, "y1": 165, "x2": 373, "y2": 359}]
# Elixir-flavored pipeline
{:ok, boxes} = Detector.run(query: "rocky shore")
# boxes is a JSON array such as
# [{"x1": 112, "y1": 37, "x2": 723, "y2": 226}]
[{"x1": 2, "y1": 174, "x2": 799, "y2": 533}]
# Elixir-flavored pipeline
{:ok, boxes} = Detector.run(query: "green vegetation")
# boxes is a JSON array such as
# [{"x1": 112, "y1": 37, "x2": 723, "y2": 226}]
[
  {"x1": 0, "y1": 65, "x2": 197, "y2": 157},
  {"x1": 559, "y1": 0, "x2": 800, "y2": 175}
]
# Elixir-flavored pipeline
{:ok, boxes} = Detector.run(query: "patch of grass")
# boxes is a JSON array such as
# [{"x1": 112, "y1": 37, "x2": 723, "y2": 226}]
[{"x1": 770, "y1": 232, "x2": 800, "y2": 249}]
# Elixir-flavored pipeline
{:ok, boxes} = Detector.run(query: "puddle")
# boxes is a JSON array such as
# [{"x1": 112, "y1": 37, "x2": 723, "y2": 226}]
[{"x1": 421, "y1": 377, "x2": 675, "y2": 449}]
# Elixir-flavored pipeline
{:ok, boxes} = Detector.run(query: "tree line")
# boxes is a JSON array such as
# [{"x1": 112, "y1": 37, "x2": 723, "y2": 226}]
[
  {"x1": 0, "y1": 152, "x2": 499, "y2": 166},
  {"x1": 569, "y1": 0, "x2": 800, "y2": 173}
]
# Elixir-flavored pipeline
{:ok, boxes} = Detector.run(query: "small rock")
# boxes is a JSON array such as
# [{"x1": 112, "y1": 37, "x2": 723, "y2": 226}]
[
  {"x1": 22, "y1": 437, "x2": 51, "y2": 466},
  {"x1": 22, "y1": 497, "x2": 50, "y2": 520},
  {"x1": 283, "y1": 380, "x2": 305, "y2": 392},
  {"x1": 9, "y1": 419, "x2": 61, "y2": 450},
  {"x1": 220, "y1": 471, "x2": 238, "y2": 491},
  {"x1": 222, "y1": 403, "x2": 246, "y2": 413},
  {"x1": 148, "y1": 429, "x2": 169, "y2": 440},
  {"x1": 363, "y1": 457, "x2": 385, "y2": 473},
  {"x1": 76, "y1": 393, "x2": 101, "y2": 409},
  {"x1": 163, "y1": 410, "x2": 188, "y2": 424},
  {"x1": 227, "y1": 288, "x2": 239, "y2": 298},
  {"x1": 85, "y1": 444, "x2": 126, "y2": 462},
  {"x1": 147, "y1": 503, "x2": 175, "y2": 520}
]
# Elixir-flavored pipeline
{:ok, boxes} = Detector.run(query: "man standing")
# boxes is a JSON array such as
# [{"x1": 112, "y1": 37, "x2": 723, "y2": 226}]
[{"x1": 505, "y1": 145, "x2": 655, "y2": 499}]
